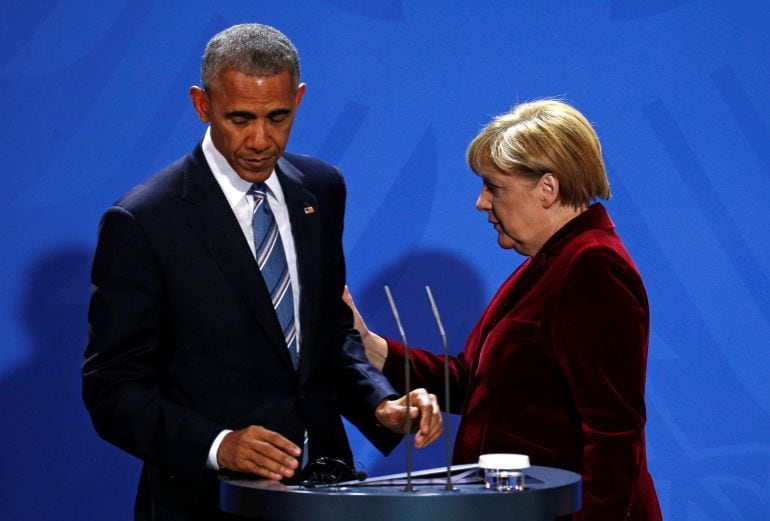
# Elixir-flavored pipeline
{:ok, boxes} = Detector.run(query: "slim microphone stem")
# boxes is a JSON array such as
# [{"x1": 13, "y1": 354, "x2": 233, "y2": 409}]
[
  {"x1": 384, "y1": 286, "x2": 413, "y2": 492},
  {"x1": 425, "y1": 286, "x2": 453, "y2": 491}
]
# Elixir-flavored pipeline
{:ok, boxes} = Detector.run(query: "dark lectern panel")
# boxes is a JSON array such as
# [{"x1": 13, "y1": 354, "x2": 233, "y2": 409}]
[{"x1": 220, "y1": 465, "x2": 581, "y2": 521}]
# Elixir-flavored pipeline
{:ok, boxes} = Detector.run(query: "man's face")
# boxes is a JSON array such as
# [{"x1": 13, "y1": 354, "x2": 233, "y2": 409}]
[{"x1": 190, "y1": 69, "x2": 306, "y2": 182}]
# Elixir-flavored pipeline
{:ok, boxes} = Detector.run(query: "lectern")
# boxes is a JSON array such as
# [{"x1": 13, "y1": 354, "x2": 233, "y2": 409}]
[{"x1": 220, "y1": 464, "x2": 581, "y2": 520}]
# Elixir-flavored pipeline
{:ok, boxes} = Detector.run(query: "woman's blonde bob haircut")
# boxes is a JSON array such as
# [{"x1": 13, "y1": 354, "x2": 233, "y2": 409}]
[{"x1": 467, "y1": 99, "x2": 610, "y2": 207}]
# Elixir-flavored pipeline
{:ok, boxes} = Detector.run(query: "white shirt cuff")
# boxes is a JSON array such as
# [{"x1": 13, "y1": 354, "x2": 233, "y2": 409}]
[{"x1": 207, "y1": 429, "x2": 233, "y2": 470}]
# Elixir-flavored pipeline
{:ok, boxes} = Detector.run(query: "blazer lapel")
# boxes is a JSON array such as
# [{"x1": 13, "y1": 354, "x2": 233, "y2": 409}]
[
  {"x1": 276, "y1": 157, "x2": 321, "y2": 377},
  {"x1": 181, "y1": 146, "x2": 293, "y2": 368}
]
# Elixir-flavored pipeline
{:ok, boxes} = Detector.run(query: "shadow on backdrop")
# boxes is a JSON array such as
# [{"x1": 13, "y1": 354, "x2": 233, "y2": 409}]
[
  {"x1": 0, "y1": 245, "x2": 138, "y2": 520},
  {"x1": 347, "y1": 249, "x2": 487, "y2": 477}
]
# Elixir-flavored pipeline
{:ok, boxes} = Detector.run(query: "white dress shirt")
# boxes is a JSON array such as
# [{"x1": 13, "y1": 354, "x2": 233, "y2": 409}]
[{"x1": 200, "y1": 128, "x2": 303, "y2": 469}]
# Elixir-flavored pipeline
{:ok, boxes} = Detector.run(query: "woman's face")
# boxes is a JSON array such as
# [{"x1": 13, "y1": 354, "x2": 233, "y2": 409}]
[{"x1": 475, "y1": 160, "x2": 551, "y2": 257}]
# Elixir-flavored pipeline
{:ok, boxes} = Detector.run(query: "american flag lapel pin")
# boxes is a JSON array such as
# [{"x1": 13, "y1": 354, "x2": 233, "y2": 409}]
[{"x1": 304, "y1": 206, "x2": 315, "y2": 215}]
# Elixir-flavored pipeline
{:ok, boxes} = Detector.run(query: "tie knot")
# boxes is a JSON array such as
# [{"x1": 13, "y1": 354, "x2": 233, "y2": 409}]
[{"x1": 251, "y1": 183, "x2": 267, "y2": 201}]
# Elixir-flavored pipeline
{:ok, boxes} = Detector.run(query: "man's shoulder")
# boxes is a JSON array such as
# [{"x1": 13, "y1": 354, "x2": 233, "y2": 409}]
[
  {"x1": 281, "y1": 152, "x2": 342, "y2": 181},
  {"x1": 279, "y1": 153, "x2": 346, "y2": 205},
  {"x1": 115, "y1": 147, "x2": 205, "y2": 212},
  {"x1": 282, "y1": 152, "x2": 337, "y2": 173}
]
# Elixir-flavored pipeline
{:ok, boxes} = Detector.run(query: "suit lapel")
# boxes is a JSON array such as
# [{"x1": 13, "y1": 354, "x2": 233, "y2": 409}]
[
  {"x1": 181, "y1": 146, "x2": 293, "y2": 369},
  {"x1": 276, "y1": 157, "x2": 321, "y2": 378}
]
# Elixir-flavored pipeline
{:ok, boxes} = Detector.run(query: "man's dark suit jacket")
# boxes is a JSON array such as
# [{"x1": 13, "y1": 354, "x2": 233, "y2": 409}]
[{"x1": 82, "y1": 145, "x2": 399, "y2": 520}]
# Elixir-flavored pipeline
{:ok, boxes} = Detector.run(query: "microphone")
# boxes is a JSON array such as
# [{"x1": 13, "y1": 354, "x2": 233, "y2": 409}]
[
  {"x1": 383, "y1": 285, "x2": 414, "y2": 492},
  {"x1": 425, "y1": 286, "x2": 454, "y2": 491}
]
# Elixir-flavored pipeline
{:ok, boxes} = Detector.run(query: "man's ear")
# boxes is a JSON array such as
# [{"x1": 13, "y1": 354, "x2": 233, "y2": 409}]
[
  {"x1": 539, "y1": 173, "x2": 560, "y2": 208},
  {"x1": 189, "y1": 86, "x2": 210, "y2": 123},
  {"x1": 294, "y1": 82, "x2": 306, "y2": 109}
]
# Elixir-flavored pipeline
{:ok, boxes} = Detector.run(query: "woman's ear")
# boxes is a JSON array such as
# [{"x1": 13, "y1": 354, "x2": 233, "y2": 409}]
[{"x1": 539, "y1": 173, "x2": 559, "y2": 208}]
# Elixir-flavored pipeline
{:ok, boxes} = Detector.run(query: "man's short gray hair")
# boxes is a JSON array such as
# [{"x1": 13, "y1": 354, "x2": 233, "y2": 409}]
[{"x1": 201, "y1": 23, "x2": 301, "y2": 92}]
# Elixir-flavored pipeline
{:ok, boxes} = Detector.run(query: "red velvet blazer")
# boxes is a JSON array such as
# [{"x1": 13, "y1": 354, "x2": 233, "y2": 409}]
[{"x1": 383, "y1": 204, "x2": 661, "y2": 520}]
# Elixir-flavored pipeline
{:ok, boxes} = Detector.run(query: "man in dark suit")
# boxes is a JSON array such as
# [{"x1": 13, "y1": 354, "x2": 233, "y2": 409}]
[{"x1": 82, "y1": 23, "x2": 440, "y2": 520}]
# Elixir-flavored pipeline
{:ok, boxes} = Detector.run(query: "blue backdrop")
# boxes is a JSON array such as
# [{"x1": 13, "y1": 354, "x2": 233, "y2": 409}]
[{"x1": 2, "y1": 1, "x2": 769, "y2": 519}]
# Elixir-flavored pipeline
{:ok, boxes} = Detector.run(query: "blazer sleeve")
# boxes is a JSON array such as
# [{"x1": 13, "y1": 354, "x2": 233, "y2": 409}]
[
  {"x1": 338, "y1": 332, "x2": 403, "y2": 454},
  {"x1": 551, "y1": 244, "x2": 650, "y2": 519},
  {"x1": 382, "y1": 338, "x2": 470, "y2": 415},
  {"x1": 82, "y1": 206, "x2": 223, "y2": 482}
]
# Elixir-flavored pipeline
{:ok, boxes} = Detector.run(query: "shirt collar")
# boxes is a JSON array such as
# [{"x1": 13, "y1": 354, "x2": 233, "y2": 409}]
[{"x1": 201, "y1": 127, "x2": 284, "y2": 208}]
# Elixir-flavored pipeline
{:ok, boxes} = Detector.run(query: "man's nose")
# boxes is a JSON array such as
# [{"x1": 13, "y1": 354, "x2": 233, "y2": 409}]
[{"x1": 246, "y1": 121, "x2": 270, "y2": 150}]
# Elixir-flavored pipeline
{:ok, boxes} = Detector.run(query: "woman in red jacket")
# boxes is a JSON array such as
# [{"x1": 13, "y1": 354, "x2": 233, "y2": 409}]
[{"x1": 345, "y1": 99, "x2": 662, "y2": 520}]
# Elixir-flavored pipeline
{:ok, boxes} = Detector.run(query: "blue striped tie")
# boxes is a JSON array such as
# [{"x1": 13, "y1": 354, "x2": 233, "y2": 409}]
[{"x1": 251, "y1": 183, "x2": 298, "y2": 369}]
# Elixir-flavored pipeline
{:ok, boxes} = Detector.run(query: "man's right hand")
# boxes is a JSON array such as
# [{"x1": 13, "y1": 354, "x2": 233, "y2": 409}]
[{"x1": 217, "y1": 425, "x2": 301, "y2": 480}]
